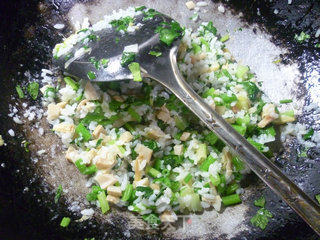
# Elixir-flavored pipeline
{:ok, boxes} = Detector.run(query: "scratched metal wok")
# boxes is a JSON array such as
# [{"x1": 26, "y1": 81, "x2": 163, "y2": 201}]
[{"x1": 0, "y1": 0, "x2": 320, "y2": 239}]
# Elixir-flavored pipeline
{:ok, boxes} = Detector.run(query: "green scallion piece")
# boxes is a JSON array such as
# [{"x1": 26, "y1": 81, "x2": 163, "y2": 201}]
[
  {"x1": 100, "y1": 58, "x2": 109, "y2": 68},
  {"x1": 64, "y1": 77, "x2": 79, "y2": 91},
  {"x1": 315, "y1": 194, "x2": 320, "y2": 204},
  {"x1": 87, "y1": 71, "x2": 97, "y2": 80},
  {"x1": 128, "y1": 62, "x2": 142, "y2": 82},
  {"x1": 75, "y1": 123, "x2": 91, "y2": 142},
  {"x1": 16, "y1": 85, "x2": 25, "y2": 98},
  {"x1": 199, "y1": 155, "x2": 216, "y2": 171},
  {"x1": 128, "y1": 106, "x2": 142, "y2": 122},
  {"x1": 146, "y1": 167, "x2": 161, "y2": 178},
  {"x1": 54, "y1": 184, "x2": 63, "y2": 204},
  {"x1": 279, "y1": 99, "x2": 293, "y2": 104},
  {"x1": 209, "y1": 174, "x2": 221, "y2": 186},
  {"x1": 60, "y1": 217, "x2": 71, "y2": 227},
  {"x1": 149, "y1": 51, "x2": 162, "y2": 57},
  {"x1": 231, "y1": 124, "x2": 247, "y2": 136},
  {"x1": 222, "y1": 194, "x2": 242, "y2": 206},
  {"x1": 254, "y1": 196, "x2": 266, "y2": 208},
  {"x1": 220, "y1": 34, "x2": 229, "y2": 42},
  {"x1": 121, "y1": 184, "x2": 133, "y2": 202},
  {"x1": 184, "y1": 173, "x2": 193, "y2": 183},
  {"x1": 75, "y1": 159, "x2": 97, "y2": 175},
  {"x1": 303, "y1": 128, "x2": 314, "y2": 141},
  {"x1": 97, "y1": 191, "x2": 109, "y2": 214},
  {"x1": 27, "y1": 82, "x2": 39, "y2": 100}
]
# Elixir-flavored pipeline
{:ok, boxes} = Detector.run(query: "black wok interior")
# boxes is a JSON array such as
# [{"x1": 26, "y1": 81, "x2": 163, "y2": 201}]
[{"x1": 0, "y1": 0, "x2": 319, "y2": 239}]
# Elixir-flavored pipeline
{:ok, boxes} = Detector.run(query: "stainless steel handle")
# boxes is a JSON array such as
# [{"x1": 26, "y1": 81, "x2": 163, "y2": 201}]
[{"x1": 146, "y1": 46, "x2": 320, "y2": 235}]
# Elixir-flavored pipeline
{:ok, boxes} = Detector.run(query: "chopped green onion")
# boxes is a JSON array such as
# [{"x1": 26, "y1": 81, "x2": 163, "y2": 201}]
[
  {"x1": 221, "y1": 194, "x2": 242, "y2": 206},
  {"x1": 122, "y1": 184, "x2": 133, "y2": 202},
  {"x1": 315, "y1": 194, "x2": 320, "y2": 204},
  {"x1": 174, "y1": 115, "x2": 188, "y2": 131},
  {"x1": 128, "y1": 106, "x2": 141, "y2": 122},
  {"x1": 54, "y1": 184, "x2": 63, "y2": 204},
  {"x1": 142, "y1": 140, "x2": 159, "y2": 151},
  {"x1": 231, "y1": 124, "x2": 247, "y2": 136},
  {"x1": 220, "y1": 34, "x2": 229, "y2": 42},
  {"x1": 135, "y1": 6, "x2": 146, "y2": 12},
  {"x1": 192, "y1": 43, "x2": 202, "y2": 54},
  {"x1": 241, "y1": 81, "x2": 261, "y2": 101},
  {"x1": 225, "y1": 182, "x2": 240, "y2": 195},
  {"x1": 146, "y1": 166, "x2": 161, "y2": 178},
  {"x1": 27, "y1": 82, "x2": 39, "y2": 100},
  {"x1": 60, "y1": 217, "x2": 71, "y2": 227},
  {"x1": 203, "y1": 21, "x2": 217, "y2": 35},
  {"x1": 121, "y1": 52, "x2": 136, "y2": 66},
  {"x1": 16, "y1": 85, "x2": 25, "y2": 98},
  {"x1": 236, "y1": 65, "x2": 249, "y2": 79},
  {"x1": 200, "y1": 38, "x2": 210, "y2": 51},
  {"x1": 110, "y1": 16, "x2": 134, "y2": 32},
  {"x1": 184, "y1": 173, "x2": 193, "y2": 183},
  {"x1": 199, "y1": 155, "x2": 216, "y2": 171},
  {"x1": 64, "y1": 77, "x2": 79, "y2": 91},
  {"x1": 87, "y1": 71, "x2": 97, "y2": 80},
  {"x1": 209, "y1": 174, "x2": 221, "y2": 186},
  {"x1": 294, "y1": 31, "x2": 310, "y2": 43},
  {"x1": 279, "y1": 99, "x2": 293, "y2": 104},
  {"x1": 254, "y1": 196, "x2": 266, "y2": 208},
  {"x1": 128, "y1": 62, "x2": 142, "y2": 82},
  {"x1": 149, "y1": 51, "x2": 162, "y2": 57},
  {"x1": 97, "y1": 191, "x2": 109, "y2": 214},
  {"x1": 202, "y1": 88, "x2": 215, "y2": 98},
  {"x1": 100, "y1": 58, "x2": 109, "y2": 68},
  {"x1": 250, "y1": 208, "x2": 273, "y2": 230},
  {"x1": 205, "y1": 132, "x2": 219, "y2": 146},
  {"x1": 86, "y1": 185, "x2": 103, "y2": 202},
  {"x1": 303, "y1": 128, "x2": 314, "y2": 141},
  {"x1": 142, "y1": 213, "x2": 161, "y2": 228},
  {"x1": 75, "y1": 159, "x2": 97, "y2": 175},
  {"x1": 157, "y1": 21, "x2": 183, "y2": 46},
  {"x1": 75, "y1": 123, "x2": 91, "y2": 142},
  {"x1": 232, "y1": 156, "x2": 244, "y2": 171}
]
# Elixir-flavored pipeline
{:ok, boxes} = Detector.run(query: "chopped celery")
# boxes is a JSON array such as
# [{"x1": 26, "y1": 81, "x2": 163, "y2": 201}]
[
  {"x1": 199, "y1": 155, "x2": 216, "y2": 171},
  {"x1": 128, "y1": 62, "x2": 142, "y2": 82},
  {"x1": 97, "y1": 191, "x2": 109, "y2": 214},
  {"x1": 222, "y1": 194, "x2": 242, "y2": 206}
]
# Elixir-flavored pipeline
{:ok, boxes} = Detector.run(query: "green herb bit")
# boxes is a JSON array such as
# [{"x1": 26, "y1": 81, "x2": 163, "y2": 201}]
[
  {"x1": 315, "y1": 43, "x2": 320, "y2": 48},
  {"x1": 221, "y1": 193, "x2": 242, "y2": 206},
  {"x1": 135, "y1": 6, "x2": 146, "y2": 12},
  {"x1": 121, "y1": 184, "x2": 133, "y2": 202},
  {"x1": 279, "y1": 99, "x2": 293, "y2": 104},
  {"x1": 142, "y1": 140, "x2": 159, "y2": 151},
  {"x1": 272, "y1": 59, "x2": 281, "y2": 64},
  {"x1": 27, "y1": 82, "x2": 39, "y2": 100},
  {"x1": 241, "y1": 81, "x2": 261, "y2": 101},
  {"x1": 44, "y1": 87, "x2": 57, "y2": 98},
  {"x1": 23, "y1": 140, "x2": 30, "y2": 152},
  {"x1": 128, "y1": 106, "x2": 142, "y2": 122},
  {"x1": 315, "y1": 194, "x2": 320, "y2": 204},
  {"x1": 136, "y1": 186, "x2": 153, "y2": 198},
  {"x1": 87, "y1": 71, "x2": 97, "y2": 80},
  {"x1": 146, "y1": 167, "x2": 161, "y2": 178},
  {"x1": 100, "y1": 58, "x2": 109, "y2": 68},
  {"x1": 157, "y1": 21, "x2": 183, "y2": 46},
  {"x1": 254, "y1": 196, "x2": 266, "y2": 208},
  {"x1": 75, "y1": 123, "x2": 91, "y2": 142},
  {"x1": 54, "y1": 184, "x2": 63, "y2": 204},
  {"x1": 303, "y1": 128, "x2": 314, "y2": 141},
  {"x1": 89, "y1": 57, "x2": 100, "y2": 69},
  {"x1": 142, "y1": 213, "x2": 161, "y2": 228},
  {"x1": 75, "y1": 159, "x2": 97, "y2": 175},
  {"x1": 16, "y1": 85, "x2": 25, "y2": 98},
  {"x1": 121, "y1": 52, "x2": 136, "y2": 66},
  {"x1": 97, "y1": 191, "x2": 109, "y2": 214},
  {"x1": 149, "y1": 51, "x2": 162, "y2": 57},
  {"x1": 143, "y1": 9, "x2": 161, "y2": 20},
  {"x1": 86, "y1": 185, "x2": 103, "y2": 202},
  {"x1": 209, "y1": 174, "x2": 221, "y2": 186},
  {"x1": 220, "y1": 34, "x2": 229, "y2": 42},
  {"x1": 64, "y1": 77, "x2": 79, "y2": 91},
  {"x1": 110, "y1": 16, "x2": 134, "y2": 32},
  {"x1": 128, "y1": 62, "x2": 142, "y2": 82},
  {"x1": 60, "y1": 217, "x2": 71, "y2": 227},
  {"x1": 199, "y1": 155, "x2": 216, "y2": 172},
  {"x1": 250, "y1": 208, "x2": 273, "y2": 230},
  {"x1": 294, "y1": 31, "x2": 310, "y2": 43},
  {"x1": 115, "y1": 37, "x2": 120, "y2": 43},
  {"x1": 204, "y1": 21, "x2": 217, "y2": 35},
  {"x1": 184, "y1": 173, "x2": 193, "y2": 183}
]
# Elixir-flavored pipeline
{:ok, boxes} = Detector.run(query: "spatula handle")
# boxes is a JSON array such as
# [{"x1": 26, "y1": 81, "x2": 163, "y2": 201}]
[{"x1": 148, "y1": 46, "x2": 320, "y2": 235}]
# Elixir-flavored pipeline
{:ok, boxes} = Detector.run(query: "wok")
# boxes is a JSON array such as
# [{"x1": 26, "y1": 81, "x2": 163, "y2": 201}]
[{"x1": 0, "y1": 0, "x2": 319, "y2": 239}]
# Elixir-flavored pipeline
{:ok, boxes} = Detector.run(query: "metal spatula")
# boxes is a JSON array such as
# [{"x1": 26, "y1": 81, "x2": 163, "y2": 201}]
[{"x1": 54, "y1": 11, "x2": 320, "y2": 234}]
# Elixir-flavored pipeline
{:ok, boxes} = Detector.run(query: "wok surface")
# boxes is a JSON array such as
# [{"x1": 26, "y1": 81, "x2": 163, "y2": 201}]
[{"x1": 0, "y1": 0, "x2": 319, "y2": 239}]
